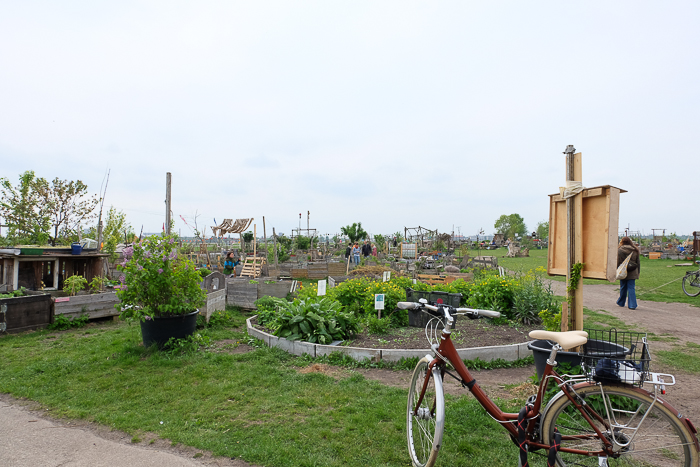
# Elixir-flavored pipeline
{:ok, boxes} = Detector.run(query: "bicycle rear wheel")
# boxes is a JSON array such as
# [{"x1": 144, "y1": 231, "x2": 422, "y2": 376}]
[
  {"x1": 541, "y1": 384, "x2": 698, "y2": 467},
  {"x1": 683, "y1": 273, "x2": 700, "y2": 297},
  {"x1": 407, "y1": 357, "x2": 445, "y2": 467}
]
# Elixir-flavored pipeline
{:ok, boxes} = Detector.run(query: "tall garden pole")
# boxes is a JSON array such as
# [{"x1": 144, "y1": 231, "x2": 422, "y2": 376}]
[
  {"x1": 564, "y1": 146, "x2": 584, "y2": 331},
  {"x1": 165, "y1": 172, "x2": 172, "y2": 235},
  {"x1": 272, "y1": 227, "x2": 278, "y2": 270}
]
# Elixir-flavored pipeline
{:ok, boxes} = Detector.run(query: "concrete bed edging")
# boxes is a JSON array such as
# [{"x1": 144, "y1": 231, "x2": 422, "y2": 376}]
[{"x1": 246, "y1": 316, "x2": 532, "y2": 363}]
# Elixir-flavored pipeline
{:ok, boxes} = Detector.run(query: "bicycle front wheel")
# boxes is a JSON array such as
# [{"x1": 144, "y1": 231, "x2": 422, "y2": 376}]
[
  {"x1": 683, "y1": 273, "x2": 700, "y2": 297},
  {"x1": 541, "y1": 384, "x2": 698, "y2": 467},
  {"x1": 407, "y1": 357, "x2": 445, "y2": 467}
]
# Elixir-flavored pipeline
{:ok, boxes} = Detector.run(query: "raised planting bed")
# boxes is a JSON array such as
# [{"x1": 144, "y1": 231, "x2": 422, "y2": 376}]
[
  {"x1": 247, "y1": 315, "x2": 536, "y2": 363},
  {"x1": 0, "y1": 291, "x2": 53, "y2": 333},
  {"x1": 53, "y1": 291, "x2": 120, "y2": 320}
]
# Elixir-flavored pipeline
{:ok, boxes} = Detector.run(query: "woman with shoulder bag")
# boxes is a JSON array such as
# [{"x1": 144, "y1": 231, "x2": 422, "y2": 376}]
[{"x1": 616, "y1": 237, "x2": 641, "y2": 310}]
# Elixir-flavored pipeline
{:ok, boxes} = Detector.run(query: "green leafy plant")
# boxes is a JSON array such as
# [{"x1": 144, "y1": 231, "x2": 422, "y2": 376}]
[
  {"x1": 0, "y1": 287, "x2": 26, "y2": 298},
  {"x1": 63, "y1": 274, "x2": 87, "y2": 296},
  {"x1": 89, "y1": 276, "x2": 105, "y2": 293},
  {"x1": 511, "y1": 269, "x2": 557, "y2": 325},
  {"x1": 366, "y1": 315, "x2": 391, "y2": 335},
  {"x1": 273, "y1": 297, "x2": 359, "y2": 344},
  {"x1": 115, "y1": 234, "x2": 206, "y2": 322},
  {"x1": 48, "y1": 314, "x2": 89, "y2": 330},
  {"x1": 198, "y1": 268, "x2": 211, "y2": 280},
  {"x1": 295, "y1": 235, "x2": 311, "y2": 250}
]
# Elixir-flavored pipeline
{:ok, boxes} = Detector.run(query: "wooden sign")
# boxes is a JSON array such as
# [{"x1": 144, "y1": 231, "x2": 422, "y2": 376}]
[{"x1": 548, "y1": 185, "x2": 626, "y2": 282}]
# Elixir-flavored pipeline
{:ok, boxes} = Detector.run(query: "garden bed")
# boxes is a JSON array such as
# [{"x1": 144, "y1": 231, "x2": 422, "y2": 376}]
[{"x1": 251, "y1": 315, "x2": 541, "y2": 350}]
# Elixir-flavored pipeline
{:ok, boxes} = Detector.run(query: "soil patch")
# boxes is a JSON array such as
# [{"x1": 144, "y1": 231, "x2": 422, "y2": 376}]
[{"x1": 252, "y1": 316, "x2": 541, "y2": 350}]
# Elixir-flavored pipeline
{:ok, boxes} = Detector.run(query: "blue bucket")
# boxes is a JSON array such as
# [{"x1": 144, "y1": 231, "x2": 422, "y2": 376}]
[{"x1": 71, "y1": 243, "x2": 83, "y2": 255}]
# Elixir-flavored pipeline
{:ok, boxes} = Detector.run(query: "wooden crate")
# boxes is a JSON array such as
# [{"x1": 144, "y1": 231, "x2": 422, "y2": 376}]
[
  {"x1": 257, "y1": 281, "x2": 292, "y2": 299},
  {"x1": 327, "y1": 262, "x2": 347, "y2": 275},
  {"x1": 291, "y1": 268, "x2": 309, "y2": 279},
  {"x1": 648, "y1": 252, "x2": 661, "y2": 260},
  {"x1": 0, "y1": 293, "x2": 53, "y2": 333},
  {"x1": 54, "y1": 292, "x2": 120, "y2": 320},
  {"x1": 307, "y1": 263, "x2": 328, "y2": 280}
]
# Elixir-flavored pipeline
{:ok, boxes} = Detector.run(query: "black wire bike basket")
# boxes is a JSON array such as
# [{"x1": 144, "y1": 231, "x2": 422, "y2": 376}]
[{"x1": 582, "y1": 329, "x2": 651, "y2": 387}]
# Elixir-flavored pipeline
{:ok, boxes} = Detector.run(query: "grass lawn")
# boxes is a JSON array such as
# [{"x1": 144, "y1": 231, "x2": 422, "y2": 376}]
[
  {"x1": 0, "y1": 311, "x2": 530, "y2": 467},
  {"x1": 497, "y1": 248, "x2": 699, "y2": 306}
]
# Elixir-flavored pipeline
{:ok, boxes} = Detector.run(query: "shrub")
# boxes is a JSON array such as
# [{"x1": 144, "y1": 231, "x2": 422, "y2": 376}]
[
  {"x1": 273, "y1": 297, "x2": 359, "y2": 344},
  {"x1": 366, "y1": 315, "x2": 391, "y2": 334},
  {"x1": 511, "y1": 270, "x2": 557, "y2": 325},
  {"x1": 63, "y1": 275, "x2": 87, "y2": 296}
]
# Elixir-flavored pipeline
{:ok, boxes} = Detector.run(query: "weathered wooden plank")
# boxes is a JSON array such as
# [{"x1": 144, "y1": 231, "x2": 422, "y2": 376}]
[{"x1": 0, "y1": 294, "x2": 53, "y2": 333}]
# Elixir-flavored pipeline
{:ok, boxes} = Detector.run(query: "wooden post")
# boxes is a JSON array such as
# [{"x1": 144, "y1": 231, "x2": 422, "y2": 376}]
[
  {"x1": 273, "y1": 227, "x2": 279, "y2": 270},
  {"x1": 560, "y1": 301, "x2": 568, "y2": 333},
  {"x1": 253, "y1": 224, "x2": 257, "y2": 258},
  {"x1": 165, "y1": 172, "x2": 172, "y2": 235},
  {"x1": 565, "y1": 149, "x2": 584, "y2": 331},
  {"x1": 263, "y1": 216, "x2": 267, "y2": 254}
]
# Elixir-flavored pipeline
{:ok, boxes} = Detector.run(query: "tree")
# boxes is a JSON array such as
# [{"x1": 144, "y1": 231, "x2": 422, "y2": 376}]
[
  {"x1": 242, "y1": 231, "x2": 254, "y2": 252},
  {"x1": 89, "y1": 206, "x2": 134, "y2": 261},
  {"x1": 373, "y1": 234, "x2": 386, "y2": 251},
  {"x1": 536, "y1": 221, "x2": 549, "y2": 241},
  {"x1": 38, "y1": 178, "x2": 99, "y2": 246},
  {"x1": 0, "y1": 171, "x2": 50, "y2": 245},
  {"x1": 494, "y1": 213, "x2": 527, "y2": 241},
  {"x1": 340, "y1": 222, "x2": 368, "y2": 244}
]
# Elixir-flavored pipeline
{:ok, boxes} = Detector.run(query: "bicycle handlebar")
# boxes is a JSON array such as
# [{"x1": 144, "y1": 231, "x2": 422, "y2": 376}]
[{"x1": 396, "y1": 301, "x2": 501, "y2": 319}]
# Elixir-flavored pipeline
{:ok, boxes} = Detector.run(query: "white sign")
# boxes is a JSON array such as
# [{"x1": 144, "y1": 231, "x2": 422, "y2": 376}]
[
  {"x1": 412, "y1": 278, "x2": 417, "y2": 285},
  {"x1": 374, "y1": 294, "x2": 385, "y2": 310},
  {"x1": 317, "y1": 280, "x2": 327, "y2": 296},
  {"x1": 382, "y1": 271, "x2": 391, "y2": 282},
  {"x1": 328, "y1": 276, "x2": 336, "y2": 289}
]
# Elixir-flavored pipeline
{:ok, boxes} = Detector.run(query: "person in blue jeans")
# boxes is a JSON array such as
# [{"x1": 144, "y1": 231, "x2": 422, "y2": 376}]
[
  {"x1": 352, "y1": 242, "x2": 361, "y2": 265},
  {"x1": 616, "y1": 237, "x2": 641, "y2": 310}
]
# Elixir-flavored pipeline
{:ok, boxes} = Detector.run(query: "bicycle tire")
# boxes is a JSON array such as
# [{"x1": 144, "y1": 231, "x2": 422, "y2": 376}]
[
  {"x1": 407, "y1": 357, "x2": 445, "y2": 467},
  {"x1": 541, "y1": 384, "x2": 698, "y2": 467},
  {"x1": 683, "y1": 273, "x2": 700, "y2": 297}
]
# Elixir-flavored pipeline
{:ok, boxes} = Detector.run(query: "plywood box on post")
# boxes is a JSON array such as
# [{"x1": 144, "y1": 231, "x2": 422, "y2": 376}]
[{"x1": 547, "y1": 185, "x2": 626, "y2": 282}]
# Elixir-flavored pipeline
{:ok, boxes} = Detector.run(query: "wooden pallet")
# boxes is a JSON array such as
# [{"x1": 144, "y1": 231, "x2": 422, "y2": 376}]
[
  {"x1": 416, "y1": 274, "x2": 456, "y2": 286},
  {"x1": 240, "y1": 256, "x2": 267, "y2": 278}
]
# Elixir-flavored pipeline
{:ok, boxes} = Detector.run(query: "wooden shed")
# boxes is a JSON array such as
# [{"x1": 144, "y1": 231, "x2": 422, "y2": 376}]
[{"x1": 0, "y1": 248, "x2": 108, "y2": 292}]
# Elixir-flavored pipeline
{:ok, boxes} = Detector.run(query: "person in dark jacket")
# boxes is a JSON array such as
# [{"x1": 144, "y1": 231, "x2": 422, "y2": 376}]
[
  {"x1": 361, "y1": 240, "x2": 372, "y2": 258},
  {"x1": 345, "y1": 243, "x2": 351, "y2": 261},
  {"x1": 616, "y1": 237, "x2": 641, "y2": 309}
]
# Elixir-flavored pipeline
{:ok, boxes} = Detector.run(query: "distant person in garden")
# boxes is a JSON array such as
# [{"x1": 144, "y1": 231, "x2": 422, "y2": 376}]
[
  {"x1": 616, "y1": 236, "x2": 641, "y2": 310},
  {"x1": 223, "y1": 252, "x2": 236, "y2": 277},
  {"x1": 372, "y1": 243, "x2": 377, "y2": 256},
  {"x1": 345, "y1": 243, "x2": 351, "y2": 261},
  {"x1": 361, "y1": 240, "x2": 371, "y2": 258},
  {"x1": 352, "y1": 242, "x2": 361, "y2": 265}
]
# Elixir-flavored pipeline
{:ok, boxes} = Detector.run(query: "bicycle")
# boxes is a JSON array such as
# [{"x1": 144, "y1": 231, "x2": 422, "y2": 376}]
[
  {"x1": 682, "y1": 260, "x2": 700, "y2": 297},
  {"x1": 400, "y1": 299, "x2": 700, "y2": 467}
]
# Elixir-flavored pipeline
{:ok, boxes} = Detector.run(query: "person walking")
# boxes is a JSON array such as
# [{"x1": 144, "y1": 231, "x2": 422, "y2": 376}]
[
  {"x1": 616, "y1": 236, "x2": 641, "y2": 310},
  {"x1": 345, "y1": 243, "x2": 351, "y2": 261},
  {"x1": 361, "y1": 240, "x2": 371, "y2": 258},
  {"x1": 352, "y1": 242, "x2": 361, "y2": 265},
  {"x1": 223, "y1": 252, "x2": 236, "y2": 277},
  {"x1": 371, "y1": 243, "x2": 377, "y2": 257}
]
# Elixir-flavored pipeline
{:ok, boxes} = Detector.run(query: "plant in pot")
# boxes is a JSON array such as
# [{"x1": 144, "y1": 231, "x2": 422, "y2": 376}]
[{"x1": 115, "y1": 234, "x2": 206, "y2": 348}]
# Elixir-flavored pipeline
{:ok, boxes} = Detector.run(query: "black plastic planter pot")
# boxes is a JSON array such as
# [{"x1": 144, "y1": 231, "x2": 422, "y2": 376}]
[
  {"x1": 528, "y1": 338, "x2": 628, "y2": 381},
  {"x1": 140, "y1": 310, "x2": 199, "y2": 348}
]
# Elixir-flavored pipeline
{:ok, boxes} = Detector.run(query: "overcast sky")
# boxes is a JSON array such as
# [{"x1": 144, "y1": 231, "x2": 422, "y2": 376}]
[{"x1": 1, "y1": 2, "x2": 698, "y2": 239}]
